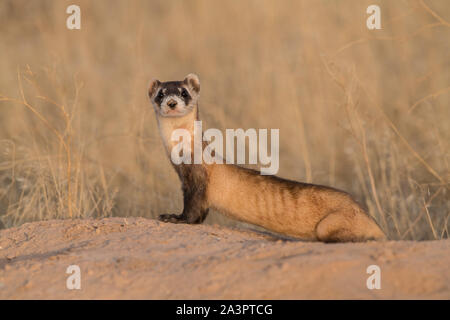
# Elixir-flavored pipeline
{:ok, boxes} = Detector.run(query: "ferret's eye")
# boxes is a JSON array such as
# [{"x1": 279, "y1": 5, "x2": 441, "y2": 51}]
[
  {"x1": 157, "y1": 91, "x2": 164, "y2": 99},
  {"x1": 181, "y1": 89, "x2": 188, "y2": 98}
]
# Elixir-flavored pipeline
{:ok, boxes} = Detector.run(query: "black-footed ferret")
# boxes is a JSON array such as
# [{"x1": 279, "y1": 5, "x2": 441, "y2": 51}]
[{"x1": 148, "y1": 74, "x2": 386, "y2": 242}]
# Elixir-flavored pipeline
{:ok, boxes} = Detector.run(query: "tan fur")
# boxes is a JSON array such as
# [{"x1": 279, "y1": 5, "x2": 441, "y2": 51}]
[{"x1": 206, "y1": 164, "x2": 386, "y2": 241}]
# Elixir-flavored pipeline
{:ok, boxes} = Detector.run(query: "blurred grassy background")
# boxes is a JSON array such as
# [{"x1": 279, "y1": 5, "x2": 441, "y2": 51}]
[{"x1": 0, "y1": 0, "x2": 448, "y2": 240}]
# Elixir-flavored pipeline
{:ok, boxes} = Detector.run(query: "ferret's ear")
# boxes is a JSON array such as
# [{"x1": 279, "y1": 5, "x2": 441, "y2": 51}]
[
  {"x1": 184, "y1": 73, "x2": 200, "y2": 94},
  {"x1": 148, "y1": 79, "x2": 161, "y2": 99}
]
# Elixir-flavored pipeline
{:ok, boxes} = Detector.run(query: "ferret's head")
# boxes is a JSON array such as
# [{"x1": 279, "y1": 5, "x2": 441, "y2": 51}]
[{"x1": 148, "y1": 73, "x2": 200, "y2": 118}]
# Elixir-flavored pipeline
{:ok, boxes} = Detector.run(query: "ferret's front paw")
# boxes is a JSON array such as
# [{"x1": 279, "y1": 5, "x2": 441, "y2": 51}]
[{"x1": 158, "y1": 214, "x2": 186, "y2": 224}]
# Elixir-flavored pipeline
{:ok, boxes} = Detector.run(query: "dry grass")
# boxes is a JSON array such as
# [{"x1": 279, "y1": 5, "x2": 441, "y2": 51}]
[{"x1": 0, "y1": 0, "x2": 448, "y2": 240}]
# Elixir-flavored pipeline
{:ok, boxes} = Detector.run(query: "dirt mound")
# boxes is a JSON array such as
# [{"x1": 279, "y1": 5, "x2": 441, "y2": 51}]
[{"x1": 0, "y1": 217, "x2": 448, "y2": 299}]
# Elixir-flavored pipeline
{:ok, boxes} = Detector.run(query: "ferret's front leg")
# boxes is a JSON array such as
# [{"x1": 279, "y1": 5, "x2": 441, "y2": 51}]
[
  {"x1": 158, "y1": 213, "x2": 187, "y2": 223},
  {"x1": 158, "y1": 185, "x2": 209, "y2": 224}
]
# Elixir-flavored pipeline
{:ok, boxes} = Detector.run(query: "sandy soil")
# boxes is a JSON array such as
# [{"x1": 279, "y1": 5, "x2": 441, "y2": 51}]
[{"x1": 0, "y1": 217, "x2": 448, "y2": 299}]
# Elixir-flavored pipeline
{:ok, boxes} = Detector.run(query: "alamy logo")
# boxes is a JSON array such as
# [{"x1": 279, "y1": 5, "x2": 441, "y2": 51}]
[
  {"x1": 366, "y1": 265, "x2": 381, "y2": 290},
  {"x1": 66, "y1": 5, "x2": 81, "y2": 30},
  {"x1": 366, "y1": 5, "x2": 381, "y2": 30},
  {"x1": 66, "y1": 265, "x2": 81, "y2": 290},
  {"x1": 170, "y1": 121, "x2": 279, "y2": 175}
]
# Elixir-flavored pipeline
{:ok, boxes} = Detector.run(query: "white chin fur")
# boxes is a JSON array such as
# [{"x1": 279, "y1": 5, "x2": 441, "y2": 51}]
[{"x1": 160, "y1": 110, "x2": 188, "y2": 117}]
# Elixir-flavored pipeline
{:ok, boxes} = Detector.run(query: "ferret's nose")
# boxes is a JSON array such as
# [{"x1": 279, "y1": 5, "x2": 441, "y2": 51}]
[{"x1": 167, "y1": 100, "x2": 177, "y2": 109}]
